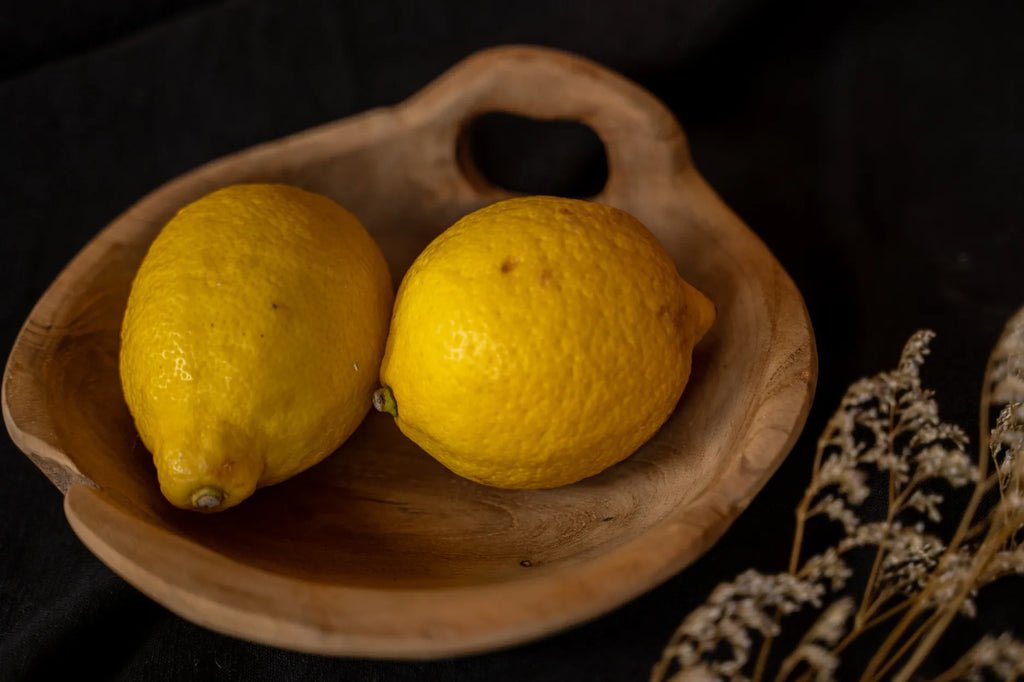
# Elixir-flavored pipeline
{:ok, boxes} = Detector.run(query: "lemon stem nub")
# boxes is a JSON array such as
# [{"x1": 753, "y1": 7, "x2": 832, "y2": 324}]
[
  {"x1": 373, "y1": 387, "x2": 398, "y2": 417},
  {"x1": 191, "y1": 486, "x2": 224, "y2": 510}
]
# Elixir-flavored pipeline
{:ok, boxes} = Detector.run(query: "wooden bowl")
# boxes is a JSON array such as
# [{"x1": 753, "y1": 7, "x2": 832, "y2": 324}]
[{"x1": 3, "y1": 46, "x2": 815, "y2": 658}]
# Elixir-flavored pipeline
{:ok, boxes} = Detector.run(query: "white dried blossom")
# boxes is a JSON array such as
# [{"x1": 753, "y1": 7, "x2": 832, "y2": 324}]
[
  {"x1": 905, "y1": 490, "x2": 944, "y2": 522},
  {"x1": 897, "y1": 330, "x2": 934, "y2": 376},
  {"x1": 801, "y1": 548, "x2": 853, "y2": 590},
  {"x1": 833, "y1": 520, "x2": 946, "y2": 597},
  {"x1": 979, "y1": 546, "x2": 1024, "y2": 585},
  {"x1": 802, "y1": 597, "x2": 854, "y2": 647},
  {"x1": 913, "y1": 443, "x2": 977, "y2": 488},
  {"x1": 879, "y1": 525, "x2": 946, "y2": 595},
  {"x1": 897, "y1": 395, "x2": 941, "y2": 442},
  {"x1": 921, "y1": 547, "x2": 977, "y2": 617},
  {"x1": 807, "y1": 494, "x2": 860, "y2": 534},
  {"x1": 814, "y1": 452, "x2": 870, "y2": 505},
  {"x1": 838, "y1": 522, "x2": 889, "y2": 551},
  {"x1": 947, "y1": 633, "x2": 1024, "y2": 681},
  {"x1": 993, "y1": 403, "x2": 1024, "y2": 453},
  {"x1": 864, "y1": 452, "x2": 911, "y2": 483},
  {"x1": 910, "y1": 421, "x2": 969, "y2": 451},
  {"x1": 845, "y1": 377, "x2": 880, "y2": 404}
]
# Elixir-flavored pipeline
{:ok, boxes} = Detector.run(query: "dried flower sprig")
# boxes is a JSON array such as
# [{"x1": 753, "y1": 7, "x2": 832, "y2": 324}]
[
  {"x1": 653, "y1": 305, "x2": 1024, "y2": 682},
  {"x1": 932, "y1": 632, "x2": 1024, "y2": 681}
]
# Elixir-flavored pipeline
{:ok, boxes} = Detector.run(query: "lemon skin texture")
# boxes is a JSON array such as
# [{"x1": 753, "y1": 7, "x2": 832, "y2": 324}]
[
  {"x1": 120, "y1": 184, "x2": 393, "y2": 511},
  {"x1": 379, "y1": 195, "x2": 715, "y2": 489}
]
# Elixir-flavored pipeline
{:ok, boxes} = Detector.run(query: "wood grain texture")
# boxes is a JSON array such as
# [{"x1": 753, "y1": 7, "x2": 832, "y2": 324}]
[{"x1": 3, "y1": 45, "x2": 816, "y2": 657}]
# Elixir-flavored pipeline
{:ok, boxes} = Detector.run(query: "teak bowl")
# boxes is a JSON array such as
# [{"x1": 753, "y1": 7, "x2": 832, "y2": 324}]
[{"x1": 3, "y1": 46, "x2": 816, "y2": 658}]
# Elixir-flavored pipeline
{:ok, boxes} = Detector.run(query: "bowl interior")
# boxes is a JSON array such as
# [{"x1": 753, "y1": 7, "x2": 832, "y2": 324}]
[{"x1": 38, "y1": 129, "x2": 746, "y2": 590}]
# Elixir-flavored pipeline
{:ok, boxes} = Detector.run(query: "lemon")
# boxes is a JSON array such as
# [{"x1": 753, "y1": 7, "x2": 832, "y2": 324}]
[
  {"x1": 374, "y1": 195, "x2": 715, "y2": 489},
  {"x1": 120, "y1": 183, "x2": 393, "y2": 511}
]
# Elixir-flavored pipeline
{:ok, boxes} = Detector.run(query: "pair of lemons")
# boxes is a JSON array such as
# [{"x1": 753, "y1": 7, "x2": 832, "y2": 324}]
[{"x1": 120, "y1": 184, "x2": 715, "y2": 512}]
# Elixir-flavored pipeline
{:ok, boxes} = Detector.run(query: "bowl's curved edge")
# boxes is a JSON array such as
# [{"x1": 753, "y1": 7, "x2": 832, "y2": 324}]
[
  {"x1": 65, "y1": 484, "x2": 586, "y2": 659},
  {"x1": 2, "y1": 385, "x2": 92, "y2": 494}
]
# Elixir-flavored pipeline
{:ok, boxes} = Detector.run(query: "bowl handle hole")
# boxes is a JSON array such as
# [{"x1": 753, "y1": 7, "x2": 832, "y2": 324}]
[{"x1": 456, "y1": 113, "x2": 609, "y2": 200}]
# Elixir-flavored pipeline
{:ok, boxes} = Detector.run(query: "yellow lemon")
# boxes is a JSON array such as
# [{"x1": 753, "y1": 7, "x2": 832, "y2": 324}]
[
  {"x1": 120, "y1": 183, "x2": 393, "y2": 511},
  {"x1": 375, "y1": 195, "x2": 715, "y2": 488}
]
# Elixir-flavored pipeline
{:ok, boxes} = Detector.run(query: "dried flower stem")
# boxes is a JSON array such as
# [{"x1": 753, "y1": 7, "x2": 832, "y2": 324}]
[
  {"x1": 868, "y1": 608, "x2": 943, "y2": 681},
  {"x1": 752, "y1": 435, "x2": 833, "y2": 682},
  {"x1": 832, "y1": 599, "x2": 911, "y2": 659},
  {"x1": 893, "y1": 507, "x2": 1024, "y2": 681},
  {"x1": 752, "y1": 632, "x2": 772, "y2": 681},
  {"x1": 857, "y1": 408, "x2": 898, "y2": 626},
  {"x1": 930, "y1": 653, "x2": 973, "y2": 682},
  {"x1": 789, "y1": 429, "x2": 832, "y2": 573},
  {"x1": 866, "y1": 426, "x2": 1006, "y2": 674}
]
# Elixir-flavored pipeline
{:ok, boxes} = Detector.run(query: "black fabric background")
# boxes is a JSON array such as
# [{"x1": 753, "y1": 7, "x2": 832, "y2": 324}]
[{"x1": 2, "y1": 1, "x2": 1022, "y2": 679}]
